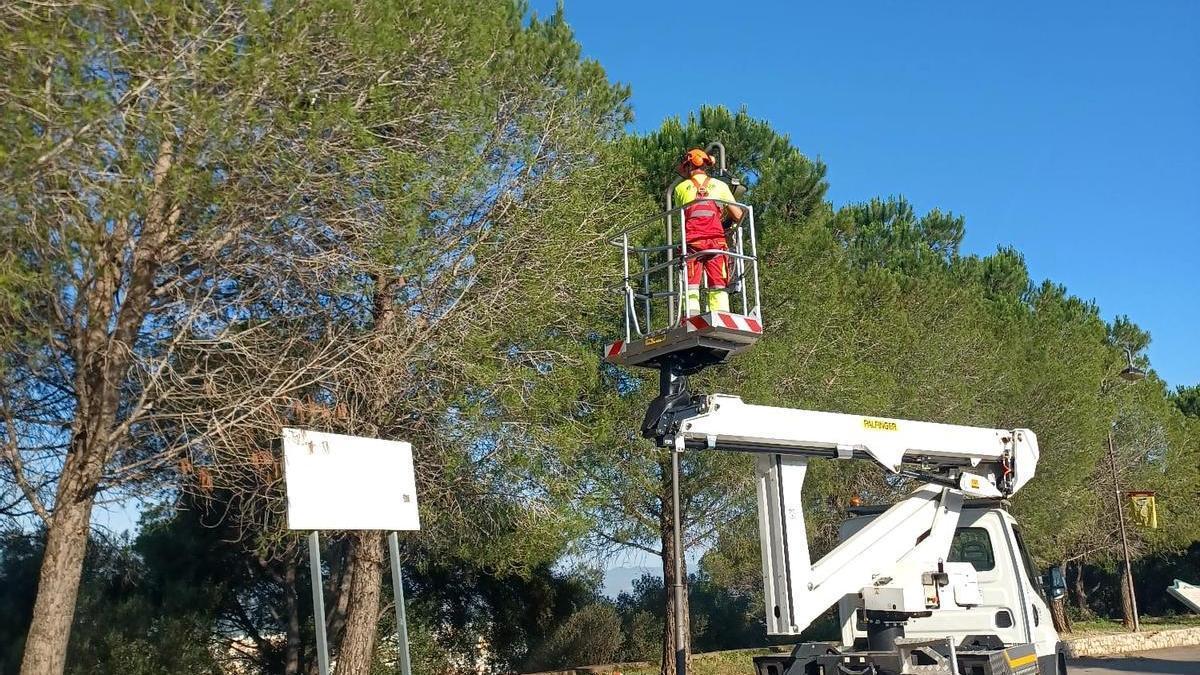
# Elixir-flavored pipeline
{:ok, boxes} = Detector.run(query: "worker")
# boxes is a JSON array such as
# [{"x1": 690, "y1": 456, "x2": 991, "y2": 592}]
[{"x1": 673, "y1": 148, "x2": 744, "y2": 314}]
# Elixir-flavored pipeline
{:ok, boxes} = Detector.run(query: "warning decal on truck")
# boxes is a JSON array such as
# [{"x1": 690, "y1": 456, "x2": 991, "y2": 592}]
[{"x1": 1002, "y1": 643, "x2": 1039, "y2": 674}]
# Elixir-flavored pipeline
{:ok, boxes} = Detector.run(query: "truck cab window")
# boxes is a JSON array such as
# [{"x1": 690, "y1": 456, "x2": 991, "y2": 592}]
[
  {"x1": 1011, "y1": 525, "x2": 1044, "y2": 600},
  {"x1": 948, "y1": 527, "x2": 996, "y2": 571}
]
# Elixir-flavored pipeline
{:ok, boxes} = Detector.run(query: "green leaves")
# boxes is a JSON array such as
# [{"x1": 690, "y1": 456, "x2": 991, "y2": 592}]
[
  {"x1": 624, "y1": 104, "x2": 829, "y2": 230},
  {"x1": 1171, "y1": 385, "x2": 1200, "y2": 419},
  {"x1": 831, "y1": 196, "x2": 965, "y2": 272}
]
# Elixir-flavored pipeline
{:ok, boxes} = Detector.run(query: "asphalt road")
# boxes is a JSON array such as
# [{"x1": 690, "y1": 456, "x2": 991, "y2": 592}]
[{"x1": 1068, "y1": 646, "x2": 1200, "y2": 674}]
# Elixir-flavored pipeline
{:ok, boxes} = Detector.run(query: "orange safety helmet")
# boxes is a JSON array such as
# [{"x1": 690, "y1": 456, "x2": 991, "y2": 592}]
[{"x1": 677, "y1": 148, "x2": 714, "y2": 176}]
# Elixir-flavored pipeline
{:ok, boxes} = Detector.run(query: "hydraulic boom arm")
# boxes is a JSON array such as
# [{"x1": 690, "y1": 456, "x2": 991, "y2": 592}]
[
  {"x1": 649, "y1": 391, "x2": 1042, "y2": 638},
  {"x1": 654, "y1": 393, "x2": 1039, "y2": 498}
]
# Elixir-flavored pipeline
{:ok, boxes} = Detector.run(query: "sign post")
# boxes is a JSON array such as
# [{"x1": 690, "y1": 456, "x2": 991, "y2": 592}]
[
  {"x1": 308, "y1": 531, "x2": 332, "y2": 675},
  {"x1": 387, "y1": 532, "x2": 413, "y2": 675},
  {"x1": 283, "y1": 428, "x2": 420, "y2": 675}
]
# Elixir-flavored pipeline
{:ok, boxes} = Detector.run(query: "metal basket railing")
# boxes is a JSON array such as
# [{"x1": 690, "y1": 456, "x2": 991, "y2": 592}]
[{"x1": 610, "y1": 196, "x2": 761, "y2": 344}]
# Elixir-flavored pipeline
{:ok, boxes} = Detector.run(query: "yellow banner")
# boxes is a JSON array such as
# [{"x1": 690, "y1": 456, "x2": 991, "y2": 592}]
[{"x1": 1129, "y1": 493, "x2": 1158, "y2": 529}]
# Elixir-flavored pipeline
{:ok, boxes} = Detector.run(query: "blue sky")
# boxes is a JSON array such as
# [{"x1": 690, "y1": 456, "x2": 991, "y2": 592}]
[{"x1": 534, "y1": 0, "x2": 1199, "y2": 388}]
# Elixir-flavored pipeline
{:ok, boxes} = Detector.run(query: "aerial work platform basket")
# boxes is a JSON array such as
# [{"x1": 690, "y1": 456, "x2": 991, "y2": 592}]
[{"x1": 603, "y1": 173, "x2": 763, "y2": 374}]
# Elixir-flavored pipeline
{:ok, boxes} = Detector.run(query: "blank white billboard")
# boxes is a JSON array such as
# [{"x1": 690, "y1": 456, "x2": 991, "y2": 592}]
[
  {"x1": 282, "y1": 428, "x2": 420, "y2": 531},
  {"x1": 1169, "y1": 579, "x2": 1200, "y2": 614}
]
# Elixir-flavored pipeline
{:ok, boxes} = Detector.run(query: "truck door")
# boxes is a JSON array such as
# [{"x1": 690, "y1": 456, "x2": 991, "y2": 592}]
[
  {"x1": 838, "y1": 509, "x2": 1027, "y2": 648},
  {"x1": 900, "y1": 510, "x2": 1027, "y2": 645},
  {"x1": 1009, "y1": 521, "x2": 1060, "y2": 657}
]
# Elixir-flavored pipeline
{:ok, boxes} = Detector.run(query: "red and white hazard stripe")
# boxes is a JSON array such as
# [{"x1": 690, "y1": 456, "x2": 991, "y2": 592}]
[
  {"x1": 604, "y1": 340, "x2": 624, "y2": 359},
  {"x1": 604, "y1": 312, "x2": 762, "y2": 362},
  {"x1": 685, "y1": 312, "x2": 762, "y2": 334}
]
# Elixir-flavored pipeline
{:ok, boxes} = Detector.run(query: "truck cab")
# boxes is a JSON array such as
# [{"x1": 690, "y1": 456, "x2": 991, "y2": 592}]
[{"x1": 838, "y1": 501, "x2": 1067, "y2": 675}]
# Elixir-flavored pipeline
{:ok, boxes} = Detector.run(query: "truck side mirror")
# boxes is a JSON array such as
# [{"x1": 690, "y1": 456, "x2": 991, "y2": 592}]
[{"x1": 1042, "y1": 566, "x2": 1066, "y2": 600}]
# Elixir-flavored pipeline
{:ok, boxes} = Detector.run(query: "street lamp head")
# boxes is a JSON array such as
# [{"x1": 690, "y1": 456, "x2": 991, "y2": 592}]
[
  {"x1": 1119, "y1": 365, "x2": 1146, "y2": 382},
  {"x1": 1120, "y1": 347, "x2": 1146, "y2": 382}
]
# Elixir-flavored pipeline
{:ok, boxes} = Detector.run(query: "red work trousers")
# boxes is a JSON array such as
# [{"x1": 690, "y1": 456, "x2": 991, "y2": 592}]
[{"x1": 686, "y1": 237, "x2": 729, "y2": 288}]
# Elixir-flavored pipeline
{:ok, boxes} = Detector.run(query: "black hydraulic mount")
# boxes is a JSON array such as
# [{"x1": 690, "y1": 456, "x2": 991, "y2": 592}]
[{"x1": 640, "y1": 360, "x2": 706, "y2": 444}]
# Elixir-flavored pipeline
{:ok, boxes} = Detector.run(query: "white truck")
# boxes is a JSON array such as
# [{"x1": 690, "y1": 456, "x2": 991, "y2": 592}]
[
  {"x1": 605, "y1": 144, "x2": 1068, "y2": 674},
  {"x1": 646, "y1": 392, "x2": 1069, "y2": 675}
]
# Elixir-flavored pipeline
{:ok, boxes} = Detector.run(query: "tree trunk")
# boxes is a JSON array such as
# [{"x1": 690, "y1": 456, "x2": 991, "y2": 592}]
[
  {"x1": 325, "y1": 279, "x2": 393, "y2": 674},
  {"x1": 334, "y1": 531, "x2": 385, "y2": 674},
  {"x1": 20, "y1": 432, "x2": 107, "y2": 675},
  {"x1": 658, "y1": 458, "x2": 690, "y2": 675},
  {"x1": 285, "y1": 562, "x2": 303, "y2": 675},
  {"x1": 1118, "y1": 567, "x2": 1135, "y2": 629},
  {"x1": 1049, "y1": 565, "x2": 1072, "y2": 634},
  {"x1": 327, "y1": 539, "x2": 354, "y2": 649},
  {"x1": 1069, "y1": 561, "x2": 1089, "y2": 615},
  {"x1": 20, "y1": 137, "x2": 172, "y2": 675}
]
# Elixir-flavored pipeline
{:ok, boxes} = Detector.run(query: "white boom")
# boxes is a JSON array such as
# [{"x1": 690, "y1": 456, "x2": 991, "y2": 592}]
[
  {"x1": 657, "y1": 393, "x2": 1041, "y2": 637},
  {"x1": 671, "y1": 394, "x2": 1039, "y2": 497}
]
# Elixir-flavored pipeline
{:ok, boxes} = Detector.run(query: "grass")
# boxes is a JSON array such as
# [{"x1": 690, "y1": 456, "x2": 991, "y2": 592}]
[
  {"x1": 618, "y1": 647, "x2": 782, "y2": 675},
  {"x1": 1066, "y1": 614, "x2": 1200, "y2": 636}
]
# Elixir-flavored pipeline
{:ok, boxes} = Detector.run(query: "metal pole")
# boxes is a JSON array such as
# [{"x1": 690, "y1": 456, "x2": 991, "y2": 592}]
[
  {"x1": 308, "y1": 532, "x2": 331, "y2": 675},
  {"x1": 641, "y1": 250, "x2": 652, "y2": 331},
  {"x1": 666, "y1": 183, "x2": 678, "y2": 326},
  {"x1": 747, "y1": 206, "x2": 761, "y2": 317},
  {"x1": 946, "y1": 636, "x2": 959, "y2": 675},
  {"x1": 671, "y1": 446, "x2": 687, "y2": 675},
  {"x1": 622, "y1": 232, "x2": 632, "y2": 342},
  {"x1": 1107, "y1": 429, "x2": 1140, "y2": 632},
  {"x1": 661, "y1": 364, "x2": 686, "y2": 675},
  {"x1": 705, "y1": 141, "x2": 726, "y2": 173},
  {"x1": 679, "y1": 208, "x2": 689, "y2": 318},
  {"x1": 735, "y1": 219, "x2": 747, "y2": 316},
  {"x1": 387, "y1": 532, "x2": 413, "y2": 675},
  {"x1": 662, "y1": 365, "x2": 691, "y2": 672}
]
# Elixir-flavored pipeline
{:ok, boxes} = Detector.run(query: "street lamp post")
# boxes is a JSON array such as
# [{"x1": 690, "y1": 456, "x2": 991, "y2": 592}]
[
  {"x1": 1107, "y1": 347, "x2": 1145, "y2": 632},
  {"x1": 1106, "y1": 427, "x2": 1140, "y2": 632}
]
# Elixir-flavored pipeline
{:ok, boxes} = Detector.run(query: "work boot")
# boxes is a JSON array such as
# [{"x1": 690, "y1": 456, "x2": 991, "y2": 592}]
[
  {"x1": 706, "y1": 289, "x2": 730, "y2": 312},
  {"x1": 686, "y1": 285, "x2": 702, "y2": 315}
]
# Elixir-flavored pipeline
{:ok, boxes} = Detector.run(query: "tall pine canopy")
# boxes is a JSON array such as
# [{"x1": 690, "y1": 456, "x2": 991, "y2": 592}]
[{"x1": 0, "y1": 3, "x2": 1196, "y2": 675}]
